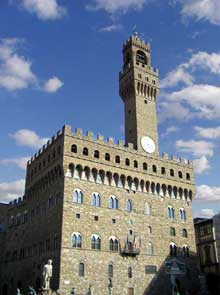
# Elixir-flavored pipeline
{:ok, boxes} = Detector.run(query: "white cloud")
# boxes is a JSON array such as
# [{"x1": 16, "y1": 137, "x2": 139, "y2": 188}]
[
  {"x1": 180, "y1": 0, "x2": 220, "y2": 26},
  {"x1": 193, "y1": 156, "x2": 210, "y2": 175},
  {"x1": 176, "y1": 140, "x2": 215, "y2": 157},
  {"x1": 196, "y1": 185, "x2": 220, "y2": 202},
  {"x1": 21, "y1": 0, "x2": 66, "y2": 20},
  {"x1": 87, "y1": 0, "x2": 146, "y2": 13},
  {"x1": 0, "y1": 179, "x2": 25, "y2": 203},
  {"x1": 195, "y1": 126, "x2": 220, "y2": 139},
  {"x1": 0, "y1": 157, "x2": 29, "y2": 170},
  {"x1": 99, "y1": 24, "x2": 123, "y2": 32},
  {"x1": 158, "y1": 101, "x2": 192, "y2": 122},
  {"x1": 197, "y1": 208, "x2": 215, "y2": 218},
  {"x1": 165, "y1": 126, "x2": 179, "y2": 134},
  {"x1": 160, "y1": 67, "x2": 193, "y2": 88},
  {"x1": 0, "y1": 38, "x2": 36, "y2": 91},
  {"x1": 9, "y1": 129, "x2": 49, "y2": 149},
  {"x1": 44, "y1": 76, "x2": 63, "y2": 93}
]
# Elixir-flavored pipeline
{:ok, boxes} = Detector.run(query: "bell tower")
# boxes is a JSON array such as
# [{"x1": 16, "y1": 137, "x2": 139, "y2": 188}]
[{"x1": 119, "y1": 33, "x2": 159, "y2": 155}]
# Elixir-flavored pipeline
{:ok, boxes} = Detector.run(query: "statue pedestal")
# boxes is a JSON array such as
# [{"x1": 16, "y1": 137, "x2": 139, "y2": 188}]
[{"x1": 41, "y1": 289, "x2": 52, "y2": 295}]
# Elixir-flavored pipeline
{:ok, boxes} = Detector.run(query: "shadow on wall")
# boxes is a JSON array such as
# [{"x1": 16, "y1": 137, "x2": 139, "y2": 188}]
[{"x1": 143, "y1": 247, "x2": 201, "y2": 295}]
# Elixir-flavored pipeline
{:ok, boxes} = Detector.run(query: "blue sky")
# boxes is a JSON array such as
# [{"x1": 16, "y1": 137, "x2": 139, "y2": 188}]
[{"x1": 0, "y1": 0, "x2": 220, "y2": 218}]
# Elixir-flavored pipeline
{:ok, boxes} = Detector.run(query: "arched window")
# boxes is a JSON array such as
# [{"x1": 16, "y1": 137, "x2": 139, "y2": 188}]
[
  {"x1": 71, "y1": 232, "x2": 82, "y2": 248},
  {"x1": 170, "y1": 227, "x2": 176, "y2": 236},
  {"x1": 182, "y1": 229, "x2": 188, "y2": 238},
  {"x1": 152, "y1": 165, "x2": 157, "y2": 173},
  {"x1": 105, "y1": 153, "x2": 110, "y2": 161},
  {"x1": 91, "y1": 192, "x2": 101, "y2": 207},
  {"x1": 186, "y1": 173, "x2": 190, "y2": 180},
  {"x1": 178, "y1": 171, "x2": 183, "y2": 179},
  {"x1": 125, "y1": 158, "x2": 130, "y2": 166},
  {"x1": 179, "y1": 208, "x2": 186, "y2": 221},
  {"x1": 167, "y1": 206, "x2": 175, "y2": 219},
  {"x1": 148, "y1": 226, "x2": 152, "y2": 234},
  {"x1": 91, "y1": 234, "x2": 101, "y2": 250},
  {"x1": 147, "y1": 242, "x2": 153, "y2": 255},
  {"x1": 183, "y1": 245, "x2": 189, "y2": 257},
  {"x1": 79, "y1": 262, "x2": 85, "y2": 276},
  {"x1": 145, "y1": 203, "x2": 152, "y2": 215},
  {"x1": 71, "y1": 144, "x2": 77, "y2": 153},
  {"x1": 126, "y1": 199, "x2": 132, "y2": 213},
  {"x1": 143, "y1": 162, "x2": 148, "y2": 170},
  {"x1": 170, "y1": 169, "x2": 174, "y2": 177},
  {"x1": 115, "y1": 155, "x2": 120, "y2": 164},
  {"x1": 109, "y1": 196, "x2": 118, "y2": 209},
  {"x1": 108, "y1": 264, "x2": 113, "y2": 278},
  {"x1": 109, "y1": 237, "x2": 119, "y2": 252},
  {"x1": 161, "y1": 167, "x2": 166, "y2": 175},
  {"x1": 73, "y1": 189, "x2": 83, "y2": 204},
  {"x1": 128, "y1": 267, "x2": 132, "y2": 278},
  {"x1": 94, "y1": 150, "x2": 99, "y2": 159},
  {"x1": 66, "y1": 164, "x2": 74, "y2": 177},
  {"x1": 83, "y1": 147, "x2": 88, "y2": 156},
  {"x1": 134, "y1": 160, "x2": 138, "y2": 168},
  {"x1": 136, "y1": 50, "x2": 147, "y2": 65},
  {"x1": 170, "y1": 243, "x2": 177, "y2": 256}
]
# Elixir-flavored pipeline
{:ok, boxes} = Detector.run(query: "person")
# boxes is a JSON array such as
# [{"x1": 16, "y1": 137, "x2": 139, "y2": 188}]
[{"x1": 42, "y1": 259, "x2": 53, "y2": 290}]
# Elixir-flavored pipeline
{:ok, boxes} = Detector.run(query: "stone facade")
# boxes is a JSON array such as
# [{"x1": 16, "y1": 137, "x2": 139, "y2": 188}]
[{"x1": 0, "y1": 34, "x2": 200, "y2": 295}]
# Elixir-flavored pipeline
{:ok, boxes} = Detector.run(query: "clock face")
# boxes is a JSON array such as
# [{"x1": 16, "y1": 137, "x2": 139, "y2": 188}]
[{"x1": 141, "y1": 136, "x2": 156, "y2": 154}]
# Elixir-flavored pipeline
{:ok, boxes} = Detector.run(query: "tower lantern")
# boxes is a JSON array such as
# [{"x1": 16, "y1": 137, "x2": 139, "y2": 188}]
[{"x1": 119, "y1": 33, "x2": 160, "y2": 155}]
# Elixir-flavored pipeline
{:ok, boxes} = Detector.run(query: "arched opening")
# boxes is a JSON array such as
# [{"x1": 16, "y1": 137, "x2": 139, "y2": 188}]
[{"x1": 136, "y1": 50, "x2": 147, "y2": 65}]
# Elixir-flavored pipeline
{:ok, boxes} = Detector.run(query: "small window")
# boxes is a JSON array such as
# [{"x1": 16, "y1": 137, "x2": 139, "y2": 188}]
[
  {"x1": 134, "y1": 160, "x2": 138, "y2": 168},
  {"x1": 161, "y1": 167, "x2": 166, "y2": 175},
  {"x1": 83, "y1": 147, "x2": 88, "y2": 156},
  {"x1": 126, "y1": 199, "x2": 132, "y2": 213},
  {"x1": 148, "y1": 226, "x2": 152, "y2": 234},
  {"x1": 112, "y1": 219, "x2": 116, "y2": 224},
  {"x1": 79, "y1": 262, "x2": 85, "y2": 277},
  {"x1": 94, "y1": 150, "x2": 99, "y2": 159},
  {"x1": 182, "y1": 229, "x2": 188, "y2": 238},
  {"x1": 147, "y1": 242, "x2": 153, "y2": 255},
  {"x1": 128, "y1": 267, "x2": 132, "y2": 278},
  {"x1": 108, "y1": 264, "x2": 113, "y2": 278},
  {"x1": 94, "y1": 216, "x2": 99, "y2": 221},
  {"x1": 143, "y1": 163, "x2": 148, "y2": 170},
  {"x1": 178, "y1": 171, "x2": 183, "y2": 179},
  {"x1": 170, "y1": 169, "x2": 174, "y2": 177},
  {"x1": 152, "y1": 165, "x2": 157, "y2": 173},
  {"x1": 170, "y1": 227, "x2": 176, "y2": 236},
  {"x1": 91, "y1": 235, "x2": 101, "y2": 250},
  {"x1": 125, "y1": 158, "x2": 130, "y2": 166},
  {"x1": 186, "y1": 173, "x2": 190, "y2": 180},
  {"x1": 72, "y1": 233, "x2": 82, "y2": 248},
  {"x1": 105, "y1": 153, "x2": 110, "y2": 161},
  {"x1": 76, "y1": 213, "x2": 80, "y2": 219},
  {"x1": 71, "y1": 144, "x2": 77, "y2": 153},
  {"x1": 115, "y1": 155, "x2": 120, "y2": 164}
]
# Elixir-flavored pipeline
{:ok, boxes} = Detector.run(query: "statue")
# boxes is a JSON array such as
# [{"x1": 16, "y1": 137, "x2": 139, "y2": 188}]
[
  {"x1": 70, "y1": 288, "x2": 76, "y2": 295},
  {"x1": 17, "y1": 289, "x2": 22, "y2": 295},
  {"x1": 28, "y1": 286, "x2": 36, "y2": 295},
  {"x1": 87, "y1": 284, "x2": 93, "y2": 295},
  {"x1": 42, "y1": 259, "x2": 53, "y2": 290}
]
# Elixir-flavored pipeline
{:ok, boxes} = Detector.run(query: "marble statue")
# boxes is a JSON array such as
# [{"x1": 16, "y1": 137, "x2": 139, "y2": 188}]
[
  {"x1": 28, "y1": 286, "x2": 36, "y2": 295},
  {"x1": 17, "y1": 288, "x2": 22, "y2": 295},
  {"x1": 42, "y1": 259, "x2": 53, "y2": 290}
]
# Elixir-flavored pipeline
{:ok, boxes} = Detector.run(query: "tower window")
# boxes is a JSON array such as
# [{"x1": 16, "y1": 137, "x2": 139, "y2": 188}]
[
  {"x1": 143, "y1": 163, "x2": 148, "y2": 170},
  {"x1": 152, "y1": 165, "x2": 157, "y2": 173},
  {"x1": 134, "y1": 160, "x2": 138, "y2": 168},
  {"x1": 186, "y1": 173, "x2": 190, "y2": 180},
  {"x1": 83, "y1": 147, "x2": 88, "y2": 156},
  {"x1": 170, "y1": 169, "x2": 174, "y2": 177},
  {"x1": 170, "y1": 227, "x2": 176, "y2": 236},
  {"x1": 161, "y1": 167, "x2": 166, "y2": 175},
  {"x1": 79, "y1": 262, "x2": 85, "y2": 277},
  {"x1": 128, "y1": 267, "x2": 132, "y2": 278},
  {"x1": 136, "y1": 50, "x2": 147, "y2": 65},
  {"x1": 105, "y1": 153, "x2": 110, "y2": 161},
  {"x1": 108, "y1": 264, "x2": 113, "y2": 278},
  {"x1": 71, "y1": 144, "x2": 77, "y2": 153},
  {"x1": 115, "y1": 155, "x2": 120, "y2": 164},
  {"x1": 182, "y1": 229, "x2": 188, "y2": 238},
  {"x1": 178, "y1": 171, "x2": 183, "y2": 179},
  {"x1": 125, "y1": 158, "x2": 130, "y2": 166},
  {"x1": 94, "y1": 150, "x2": 99, "y2": 159}
]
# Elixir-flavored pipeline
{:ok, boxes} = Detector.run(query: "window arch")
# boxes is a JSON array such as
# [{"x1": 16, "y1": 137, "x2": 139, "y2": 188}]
[
  {"x1": 145, "y1": 203, "x2": 152, "y2": 215},
  {"x1": 125, "y1": 158, "x2": 130, "y2": 166},
  {"x1": 109, "y1": 196, "x2": 118, "y2": 209},
  {"x1": 178, "y1": 171, "x2": 183, "y2": 179},
  {"x1": 161, "y1": 167, "x2": 166, "y2": 175},
  {"x1": 143, "y1": 162, "x2": 148, "y2": 170},
  {"x1": 126, "y1": 199, "x2": 132, "y2": 213},
  {"x1": 71, "y1": 232, "x2": 82, "y2": 248},
  {"x1": 71, "y1": 144, "x2": 77, "y2": 153},
  {"x1": 147, "y1": 242, "x2": 153, "y2": 255},
  {"x1": 152, "y1": 165, "x2": 157, "y2": 173},
  {"x1": 105, "y1": 153, "x2": 110, "y2": 161},
  {"x1": 170, "y1": 227, "x2": 176, "y2": 236},
  {"x1": 170, "y1": 243, "x2": 177, "y2": 256},
  {"x1": 109, "y1": 237, "x2": 119, "y2": 252},
  {"x1": 179, "y1": 208, "x2": 186, "y2": 221},
  {"x1": 136, "y1": 50, "x2": 147, "y2": 65},
  {"x1": 83, "y1": 147, "x2": 88, "y2": 156},
  {"x1": 91, "y1": 192, "x2": 101, "y2": 207},
  {"x1": 108, "y1": 264, "x2": 113, "y2": 278},
  {"x1": 167, "y1": 206, "x2": 175, "y2": 219},
  {"x1": 79, "y1": 262, "x2": 85, "y2": 276},
  {"x1": 182, "y1": 229, "x2": 188, "y2": 238},
  {"x1": 94, "y1": 150, "x2": 99, "y2": 159},
  {"x1": 186, "y1": 173, "x2": 190, "y2": 180},
  {"x1": 170, "y1": 169, "x2": 174, "y2": 177},
  {"x1": 134, "y1": 160, "x2": 138, "y2": 168},
  {"x1": 115, "y1": 155, "x2": 120, "y2": 164},
  {"x1": 91, "y1": 234, "x2": 101, "y2": 250},
  {"x1": 66, "y1": 164, "x2": 74, "y2": 177},
  {"x1": 183, "y1": 245, "x2": 189, "y2": 257},
  {"x1": 73, "y1": 189, "x2": 83, "y2": 204},
  {"x1": 148, "y1": 226, "x2": 152, "y2": 234}
]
